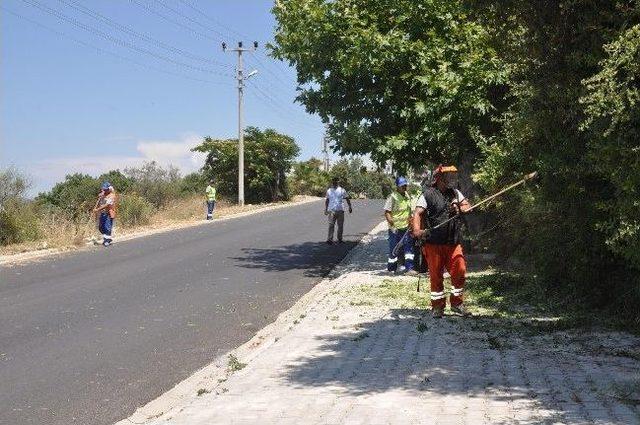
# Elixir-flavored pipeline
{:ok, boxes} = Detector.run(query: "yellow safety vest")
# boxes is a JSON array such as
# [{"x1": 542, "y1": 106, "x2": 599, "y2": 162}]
[
  {"x1": 390, "y1": 191, "x2": 412, "y2": 230},
  {"x1": 206, "y1": 185, "x2": 217, "y2": 201}
]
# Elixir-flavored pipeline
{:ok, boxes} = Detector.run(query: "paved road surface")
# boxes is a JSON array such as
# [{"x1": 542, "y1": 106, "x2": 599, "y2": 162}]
[{"x1": 0, "y1": 199, "x2": 383, "y2": 425}]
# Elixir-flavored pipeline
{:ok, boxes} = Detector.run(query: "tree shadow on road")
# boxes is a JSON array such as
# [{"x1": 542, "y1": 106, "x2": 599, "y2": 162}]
[{"x1": 229, "y1": 239, "x2": 362, "y2": 278}]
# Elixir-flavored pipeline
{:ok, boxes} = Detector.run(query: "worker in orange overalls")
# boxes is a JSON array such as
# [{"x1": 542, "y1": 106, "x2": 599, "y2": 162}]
[
  {"x1": 412, "y1": 165, "x2": 471, "y2": 318},
  {"x1": 93, "y1": 182, "x2": 117, "y2": 247}
]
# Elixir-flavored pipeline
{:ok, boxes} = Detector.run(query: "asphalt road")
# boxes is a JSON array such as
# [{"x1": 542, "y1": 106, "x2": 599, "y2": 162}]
[{"x1": 0, "y1": 199, "x2": 383, "y2": 425}]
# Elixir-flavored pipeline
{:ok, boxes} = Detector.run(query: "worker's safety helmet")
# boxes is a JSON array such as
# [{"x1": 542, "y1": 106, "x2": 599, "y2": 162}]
[
  {"x1": 433, "y1": 165, "x2": 458, "y2": 189},
  {"x1": 395, "y1": 176, "x2": 408, "y2": 187}
]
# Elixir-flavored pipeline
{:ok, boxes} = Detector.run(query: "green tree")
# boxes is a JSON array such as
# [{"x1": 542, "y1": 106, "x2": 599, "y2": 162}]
[
  {"x1": 581, "y1": 24, "x2": 640, "y2": 268},
  {"x1": 192, "y1": 127, "x2": 300, "y2": 203},
  {"x1": 272, "y1": 0, "x2": 506, "y2": 167},
  {"x1": 124, "y1": 161, "x2": 181, "y2": 209},
  {"x1": 97, "y1": 170, "x2": 134, "y2": 194},
  {"x1": 330, "y1": 157, "x2": 393, "y2": 198},
  {"x1": 289, "y1": 157, "x2": 330, "y2": 196},
  {"x1": 37, "y1": 173, "x2": 100, "y2": 220},
  {"x1": 470, "y1": 1, "x2": 640, "y2": 317},
  {"x1": 0, "y1": 168, "x2": 40, "y2": 245}
]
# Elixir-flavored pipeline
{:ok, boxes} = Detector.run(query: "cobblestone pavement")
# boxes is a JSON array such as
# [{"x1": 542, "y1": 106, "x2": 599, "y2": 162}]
[{"x1": 141, "y1": 225, "x2": 640, "y2": 425}]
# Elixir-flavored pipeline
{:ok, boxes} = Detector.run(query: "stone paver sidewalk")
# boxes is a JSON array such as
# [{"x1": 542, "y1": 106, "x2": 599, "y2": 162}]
[{"x1": 128, "y1": 224, "x2": 640, "y2": 425}]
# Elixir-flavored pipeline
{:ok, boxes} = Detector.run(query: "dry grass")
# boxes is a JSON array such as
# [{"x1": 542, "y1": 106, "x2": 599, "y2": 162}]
[{"x1": 0, "y1": 195, "x2": 319, "y2": 257}]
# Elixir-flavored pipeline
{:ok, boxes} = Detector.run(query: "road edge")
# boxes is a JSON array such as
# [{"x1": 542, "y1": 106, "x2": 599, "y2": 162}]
[
  {"x1": 1, "y1": 197, "x2": 321, "y2": 267},
  {"x1": 114, "y1": 220, "x2": 388, "y2": 425}
]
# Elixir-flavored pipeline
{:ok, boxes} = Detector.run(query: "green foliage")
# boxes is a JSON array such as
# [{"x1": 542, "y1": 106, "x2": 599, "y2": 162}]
[
  {"x1": 0, "y1": 167, "x2": 31, "y2": 205},
  {"x1": 0, "y1": 199, "x2": 41, "y2": 245},
  {"x1": 192, "y1": 127, "x2": 300, "y2": 203},
  {"x1": 330, "y1": 157, "x2": 393, "y2": 199},
  {"x1": 470, "y1": 1, "x2": 640, "y2": 315},
  {"x1": 275, "y1": 0, "x2": 640, "y2": 318},
  {"x1": 0, "y1": 169, "x2": 40, "y2": 245},
  {"x1": 289, "y1": 157, "x2": 330, "y2": 196},
  {"x1": 581, "y1": 24, "x2": 640, "y2": 268},
  {"x1": 272, "y1": 0, "x2": 506, "y2": 167},
  {"x1": 124, "y1": 161, "x2": 181, "y2": 209},
  {"x1": 180, "y1": 172, "x2": 209, "y2": 195},
  {"x1": 98, "y1": 170, "x2": 134, "y2": 194},
  {"x1": 117, "y1": 193, "x2": 155, "y2": 227},
  {"x1": 36, "y1": 173, "x2": 100, "y2": 220}
]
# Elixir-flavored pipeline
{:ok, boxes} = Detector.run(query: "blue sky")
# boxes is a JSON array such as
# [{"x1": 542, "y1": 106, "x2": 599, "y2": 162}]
[{"x1": 1, "y1": 0, "x2": 326, "y2": 194}]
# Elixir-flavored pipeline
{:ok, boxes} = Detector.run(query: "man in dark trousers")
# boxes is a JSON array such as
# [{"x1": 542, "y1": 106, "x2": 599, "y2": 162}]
[
  {"x1": 412, "y1": 165, "x2": 471, "y2": 318},
  {"x1": 324, "y1": 177, "x2": 352, "y2": 244}
]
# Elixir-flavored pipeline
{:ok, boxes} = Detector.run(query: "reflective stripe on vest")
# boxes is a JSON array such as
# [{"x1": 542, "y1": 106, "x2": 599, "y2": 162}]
[{"x1": 390, "y1": 191, "x2": 411, "y2": 229}]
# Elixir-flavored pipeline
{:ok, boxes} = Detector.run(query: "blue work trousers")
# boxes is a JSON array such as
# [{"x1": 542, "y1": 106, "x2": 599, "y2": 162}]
[
  {"x1": 99, "y1": 213, "x2": 114, "y2": 243},
  {"x1": 206, "y1": 200, "x2": 216, "y2": 220},
  {"x1": 388, "y1": 229, "x2": 414, "y2": 272}
]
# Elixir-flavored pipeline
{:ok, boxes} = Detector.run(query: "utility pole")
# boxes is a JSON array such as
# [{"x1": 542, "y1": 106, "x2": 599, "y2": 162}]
[
  {"x1": 222, "y1": 41, "x2": 258, "y2": 206},
  {"x1": 322, "y1": 124, "x2": 330, "y2": 172}
]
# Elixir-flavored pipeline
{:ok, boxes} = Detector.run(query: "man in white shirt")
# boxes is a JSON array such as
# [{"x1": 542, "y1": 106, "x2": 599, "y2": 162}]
[{"x1": 324, "y1": 177, "x2": 352, "y2": 244}]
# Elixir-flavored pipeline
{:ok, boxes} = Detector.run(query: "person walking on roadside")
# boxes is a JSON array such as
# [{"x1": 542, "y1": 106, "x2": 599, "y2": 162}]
[
  {"x1": 324, "y1": 177, "x2": 352, "y2": 244},
  {"x1": 93, "y1": 182, "x2": 117, "y2": 247},
  {"x1": 412, "y1": 165, "x2": 471, "y2": 318},
  {"x1": 205, "y1": 179, "x2": 217, "y2": 220},
  {"x1": 384, "y1": 177, "x2": 416, "y2": 274}
]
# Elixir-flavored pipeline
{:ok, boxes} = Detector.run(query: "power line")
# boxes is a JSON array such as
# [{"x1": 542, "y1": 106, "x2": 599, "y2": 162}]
[
  {"x1": 147, "y1": 0, "x2": 293, "y2": 94},
  {"x1": 247, "y1": 80, "x2": 323, "y2": 131},
  {"x1": 55, "y1": 0, "x2": 231, "y2": 69},
  {"x1": 247, "y1": 77, "x2": 314, "y2": 121},
  {"x1": 176, "y1": 0, "x2": 253, "y2": 41},
  {"x1": 2, "y1": 6, "x2": 227, "y2": 86},
  {"x1": 246, "y1": 51, "x2": 294, "y2": 92},
  {"x1": 154, "y1": 0, "x2": 226, "y2": 42},
  {"x1": 20, "y1": 0, "x2": 233, "y2": 77},
  {"x1": 129, "y1": 0, "x2": 220, "y2": 44}
]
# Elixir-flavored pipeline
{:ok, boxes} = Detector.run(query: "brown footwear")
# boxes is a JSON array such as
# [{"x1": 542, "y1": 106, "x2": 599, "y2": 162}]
[
  {"x1": 432, "y1": 307, "x2": 444, "y2": 319},
  {"x1": 451, "y1": 304, "x2": 472, "y2": 317}
]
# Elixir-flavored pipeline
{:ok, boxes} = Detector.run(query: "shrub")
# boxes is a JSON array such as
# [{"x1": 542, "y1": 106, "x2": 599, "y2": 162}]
[
  {"x1": 180, "y1": 172, "x2": 209, "y2": 196},
  {"x1": 0, "y1": 199, "x2": 41, "y2": 245},
  {"x1": 36, "y1": 173, "x2": 100, "y2": 221},
  {"x1": 124, "y1": 161, "x2": 181, "y2": 209},
  {"x1": 117, "y1": 193, "x2": 155, "y2": 227}
]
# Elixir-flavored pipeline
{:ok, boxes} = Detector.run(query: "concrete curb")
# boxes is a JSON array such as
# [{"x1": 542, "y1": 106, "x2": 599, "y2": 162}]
[
  {"x1": 114, "y1": 220, "x2": 387, "y2": 425},
  {"x1": 1, "y1": 197, "x2": 321, "y2": 267}
]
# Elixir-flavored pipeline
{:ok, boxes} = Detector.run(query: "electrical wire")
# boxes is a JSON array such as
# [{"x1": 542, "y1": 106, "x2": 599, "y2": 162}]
[
  {"x1": 2, "y1": 6, "x2": 228, "y2": 85},
  {"x1": 147, "y1": 0, "x2": 293, "y2": 93},
  {"x1": 20, "y1": 0, "x2": 233, "y2": 77},
  {"x1": 154, "y1": 0, "x2": 226, "y2": 42},
  {"x1": 129, "y1": 0, "x2": 220, "y2": 44},
  {"x1": 55, "y1": 0, "x2": 231, "y2": 69},
  {"x1": 176, "y1": 0, "x2": 253, "y2": 41},
  {"x1": 247, "y1": 80, "x2": 323, "y2": 131}
]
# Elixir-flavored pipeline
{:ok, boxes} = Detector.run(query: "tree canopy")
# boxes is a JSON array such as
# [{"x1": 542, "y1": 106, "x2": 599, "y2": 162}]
[
  {"x1": 272, "y1": 0, "x2": 506, "y2": 169},
  {"x1": 192, "y1": 127, "x2": 300, "y2": 203}
]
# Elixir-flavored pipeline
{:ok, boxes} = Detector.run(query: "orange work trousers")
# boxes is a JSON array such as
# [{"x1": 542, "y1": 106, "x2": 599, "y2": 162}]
[{"x1": 422, "y1": 243, "x2": 466, "y2": 309}]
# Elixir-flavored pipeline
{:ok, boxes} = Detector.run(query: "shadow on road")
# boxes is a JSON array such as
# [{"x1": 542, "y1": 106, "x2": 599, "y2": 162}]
[{"x1": 230, "y1": 239, "x2": 361, "y2": 278}]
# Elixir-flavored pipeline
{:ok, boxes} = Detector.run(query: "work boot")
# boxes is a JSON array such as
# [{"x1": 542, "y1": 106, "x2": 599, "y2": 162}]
[
  {"x1": 451, "y1": 304, "x2": 472, "y2": 317},
  {"x1": 405, "y1": 269, "x2": 419, "y2": 276},
  {"x1": 432, "y1": 307, "x2": 444, "y2": 319},
  {"x1": 326, "y1": 240, "x2": 334, "y2": 245}
]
